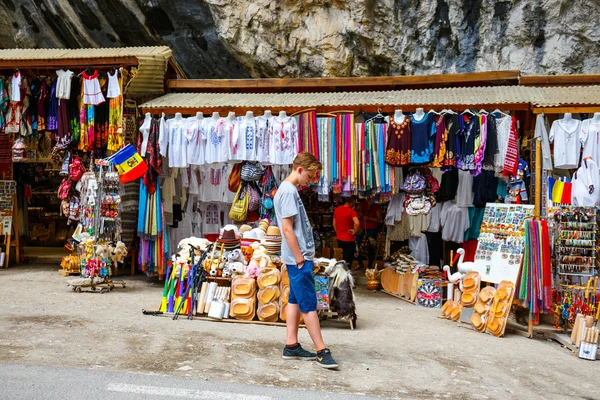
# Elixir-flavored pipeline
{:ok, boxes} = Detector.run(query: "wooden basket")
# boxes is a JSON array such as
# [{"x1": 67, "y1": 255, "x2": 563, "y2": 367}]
[
  {"x1": 257, "y1": 286, "x2": 281, "y2": 304},
  {"x1": 257, "y1": 268, "x2": 281, "y2": 289},
  {"x1": 257, "y1": 302, "x2": 280, "y2": 322}
]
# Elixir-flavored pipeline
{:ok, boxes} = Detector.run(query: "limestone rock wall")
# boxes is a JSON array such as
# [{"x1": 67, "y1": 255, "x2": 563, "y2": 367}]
[{"x1": 0, "y1": 0, "x2": 598, "y2": 78}]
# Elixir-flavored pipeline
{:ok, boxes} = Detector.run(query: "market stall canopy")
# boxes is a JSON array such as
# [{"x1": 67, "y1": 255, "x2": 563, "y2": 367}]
[
  {"x1": 139, "y1": 85, "x2": 600, "y2": 114},
  {"x1": 0, "y1": 46, "x2": 182, "y2": 95}
]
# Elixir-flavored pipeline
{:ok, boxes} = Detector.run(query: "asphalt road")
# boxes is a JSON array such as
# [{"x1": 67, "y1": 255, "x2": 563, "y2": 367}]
[{"x1": 0, "y1": 363, "x2": 386, "y2": 400}]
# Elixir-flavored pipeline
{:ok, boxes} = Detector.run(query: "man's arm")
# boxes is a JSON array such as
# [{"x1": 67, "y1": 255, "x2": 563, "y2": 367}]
[
  {"x1": 333, "y1": 218, "x2": 337, "y2": 234},
  {"x1": 281, "y1": 216, "x2": 305, "y2": 268},
  {"x1": 348, "y1": 216, "x2": 361, "y2": 235}
]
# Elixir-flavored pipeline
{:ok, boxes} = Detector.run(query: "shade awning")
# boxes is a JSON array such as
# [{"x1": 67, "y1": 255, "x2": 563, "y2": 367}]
[{"x1": 139, "y1": 85, "x2": 600, "y2": 112}]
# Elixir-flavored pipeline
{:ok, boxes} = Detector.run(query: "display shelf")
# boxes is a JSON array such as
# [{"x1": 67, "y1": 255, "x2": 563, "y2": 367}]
[{"x1": 14, "y1": 158, "x2": 54, "y2": 164}]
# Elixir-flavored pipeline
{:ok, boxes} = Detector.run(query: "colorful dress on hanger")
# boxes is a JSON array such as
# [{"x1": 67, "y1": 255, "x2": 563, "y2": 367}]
[
  {"x1": 431, "y1": 114, "x2": 447, "y2": 167},
  {"x1": 472, "y1": 114, "x2": 487, "y2": 176},
  {"x1": 410, "y1": 113, "x2": 435, "y2": 164},
  {"x1": 385, "y1": 115, "x2": 411, "y2": 166},
  {"x1": 94, "y1": 82, "x2": 109, "y2": 153},
  {"x1": 483, "y1": 114, "x2": 497, "y2": 171},
  {"x1": 457, "y1": 114, "x2": 476, "y2": 171},
  {"x1": 107, "y1": 71, "x2": 123, "y2": 152},
  {"x1": 18, "y1": 77, "x2": 32, "y2": 137},
  {"x1": 442, "y1": 114, "x2": 459, "y2": 169},
  {"x1": 68, "y1": 76, "x2": 80, "y2": 141},
  {"x1": 137, "y1": 117, "x2": 161, "y2": 194},
  {"x1": 37, "y1": 78, "x2": 47, "y2": 131},
  {"x1": 0, "y1": 79, "x2": 8, "y2": 132}
]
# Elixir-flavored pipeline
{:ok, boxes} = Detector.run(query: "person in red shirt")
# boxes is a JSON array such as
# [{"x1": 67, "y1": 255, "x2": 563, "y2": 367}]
[{"x1": 333, "y1": 196, "x2": 360, "y2": 268}]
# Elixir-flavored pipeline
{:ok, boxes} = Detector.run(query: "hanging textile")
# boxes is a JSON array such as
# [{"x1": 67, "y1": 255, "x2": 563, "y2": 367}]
[
  {"x1": 298, "y1": 110, "x2": 318, "y2": 159},
  {"x1": 518, "y1": 219, "x2": 553, "y2": 316},
  {"x1": 503, "y1": 116, "x2": 519, "y2": 177},
  {"x1": 314, "y1": 117, "x2": 333, "y2": 200}
]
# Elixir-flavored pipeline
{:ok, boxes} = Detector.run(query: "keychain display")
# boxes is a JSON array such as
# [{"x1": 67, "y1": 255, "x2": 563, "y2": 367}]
[{"x1": 550, "y1": 206, "x2": 600, "y2": 330}]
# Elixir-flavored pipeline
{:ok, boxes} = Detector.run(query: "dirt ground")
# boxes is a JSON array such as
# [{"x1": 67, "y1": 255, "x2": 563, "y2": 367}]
[{"x1": 0, "y1": 264, "x2": 598, "y2": 400}]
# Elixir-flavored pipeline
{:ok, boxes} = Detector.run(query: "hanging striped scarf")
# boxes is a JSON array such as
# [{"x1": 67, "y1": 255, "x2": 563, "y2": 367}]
[{"x1": 503, "y1": 116, "x2": 519, "y2": 176}]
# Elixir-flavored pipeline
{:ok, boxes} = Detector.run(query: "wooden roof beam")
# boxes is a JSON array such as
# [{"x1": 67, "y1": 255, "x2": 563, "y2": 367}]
[
  {"x1": 520, "y1": 74, "x2": 600, "y2": 86},
  {"x1": 167, "y1": 70, "x2": 521, "y2": 92}
]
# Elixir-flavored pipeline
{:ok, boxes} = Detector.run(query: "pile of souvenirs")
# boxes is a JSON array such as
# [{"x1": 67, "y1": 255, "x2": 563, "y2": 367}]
[{"x1": 157, "y1": 222, "x2": 358, "y2": 325}]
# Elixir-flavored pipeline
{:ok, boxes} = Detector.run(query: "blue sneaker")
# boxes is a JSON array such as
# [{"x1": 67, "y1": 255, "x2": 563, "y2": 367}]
[
  {"x1": 316, "y1": 348, "x2": 339, "y2": 369},
  {"x1": 282, "y1": 344, "x2": 316, "y2": 360}
]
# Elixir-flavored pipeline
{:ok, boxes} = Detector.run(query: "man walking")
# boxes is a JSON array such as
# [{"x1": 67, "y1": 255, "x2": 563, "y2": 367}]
[{"x1": 274, "y1": 152, "x2": 339, "y2": 369}]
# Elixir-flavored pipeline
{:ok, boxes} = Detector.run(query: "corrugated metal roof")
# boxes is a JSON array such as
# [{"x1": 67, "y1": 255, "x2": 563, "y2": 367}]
[
  {"x1": 0, "y1": 46, "x2": 172, "y2": 95},
  {"x1": 533, "y1": 86, "x2": 600, "y2": 107},
  {"x1": 138, "y1": 85, "x2": 600, "y2": 110},
  {"x1": 0, "y1": 46, "x2": 171, "y2": 60}
]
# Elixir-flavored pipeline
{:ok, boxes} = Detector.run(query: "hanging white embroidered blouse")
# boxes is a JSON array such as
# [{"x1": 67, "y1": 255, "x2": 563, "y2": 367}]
[
  {"x1": 268, "y1": 116, "x2": 298, "y2": 165},
  {"x1": 82, "y1": 70, "x2": 105, "y2": 105},
  {"x1": 231, "y1": 116, "x2": 257, "y2": 161},
  {"x1": 255, "y1": 116, "x2": 270, "y2": 163},
  {"x1": 185, "y1": 117, "x2": 206, "y2": 165},
  {"x1": 56, "y1": 69, "x2": 74, "y2": 100},
  {"x1": 160, "y1": 117, "x2": 188, "y2": 168},
  {"x1": 204, "y1": 117, "x2": 230, "y2": 164}
]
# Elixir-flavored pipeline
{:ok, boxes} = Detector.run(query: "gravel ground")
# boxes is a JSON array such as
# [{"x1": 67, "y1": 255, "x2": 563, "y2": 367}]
[{"x1": 0, "y1": 264, "x2": 597, "y2": 400}]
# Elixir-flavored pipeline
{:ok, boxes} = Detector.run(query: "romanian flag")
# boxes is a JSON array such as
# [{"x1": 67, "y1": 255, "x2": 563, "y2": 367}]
[
  {"x1": 549, "y1": 177, "x2": 572, "y2": 204},
  {"x1": 110, "y1": 144, "x2": 148, "y2": 183}
]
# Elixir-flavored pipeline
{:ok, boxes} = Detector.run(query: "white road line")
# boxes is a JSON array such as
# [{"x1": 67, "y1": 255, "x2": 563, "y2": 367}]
[{"x1": 106, "y1": 383, "x2": 272, "y2": 400}]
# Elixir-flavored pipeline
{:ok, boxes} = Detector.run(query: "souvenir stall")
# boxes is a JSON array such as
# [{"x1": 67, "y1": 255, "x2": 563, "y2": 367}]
[
  {"x1": 520, "y1": 96, "x2": 600, "y2": 355},
  {"x1": 139, "y1": 79, "x2": 600, "y2": 339},
  {"x1": 0, "y1": 46, "x2": 177, "y2": 269}
]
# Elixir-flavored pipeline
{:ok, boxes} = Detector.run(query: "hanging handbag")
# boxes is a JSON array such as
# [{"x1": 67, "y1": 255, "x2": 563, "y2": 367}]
[
  {"x1": 229, "y1": 184, "x2": 249, "y2": 223},
  {"x1": 57, "y1": 178, "x2": 72, "y2": 200},
  {"x1": 246, "y1": 182, "x2": 262, "y2": 212},
  {"x1": 228, "y1": 162, "x2": 242, "y2": 192},
  {"x1": 423, "y1": 167, "x2": 440, "y2": 193},
  {"x1": 241, "y1": 161, "x2": 264, "y2": 182},
  {"x1": 69, "y1": 156, "x2": 86, "y2": 182},
  {"x1": 260, "y1": 166, "x2": 279, "y2": 218},
  {"x1": 401, "y1": 169, "x2": 426, "y2": 194}
]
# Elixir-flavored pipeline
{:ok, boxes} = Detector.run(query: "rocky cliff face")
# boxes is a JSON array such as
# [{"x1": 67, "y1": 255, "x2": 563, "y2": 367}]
[{"x1": 0, "y1": 0, "x2": 598, "y2": 78}]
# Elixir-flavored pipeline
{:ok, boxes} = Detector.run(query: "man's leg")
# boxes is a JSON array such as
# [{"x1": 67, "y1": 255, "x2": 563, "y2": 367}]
[
  {"x1": 285, "y1": 303, "x2": 301, "y2": 345},
  {"x1": 301, "y1": 310, "x2": 325, "y2": 351}
]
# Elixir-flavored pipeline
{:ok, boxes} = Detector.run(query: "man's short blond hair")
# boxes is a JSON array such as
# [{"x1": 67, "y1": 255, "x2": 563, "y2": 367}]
[{"x1": 293, "y1": 152, "x2": 322, "y2": 172}]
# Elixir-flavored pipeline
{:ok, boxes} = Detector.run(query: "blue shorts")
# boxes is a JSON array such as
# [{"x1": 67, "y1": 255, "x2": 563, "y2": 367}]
[{"x1": 286, "y1": 260, "x2": 317, "y2": 313}]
